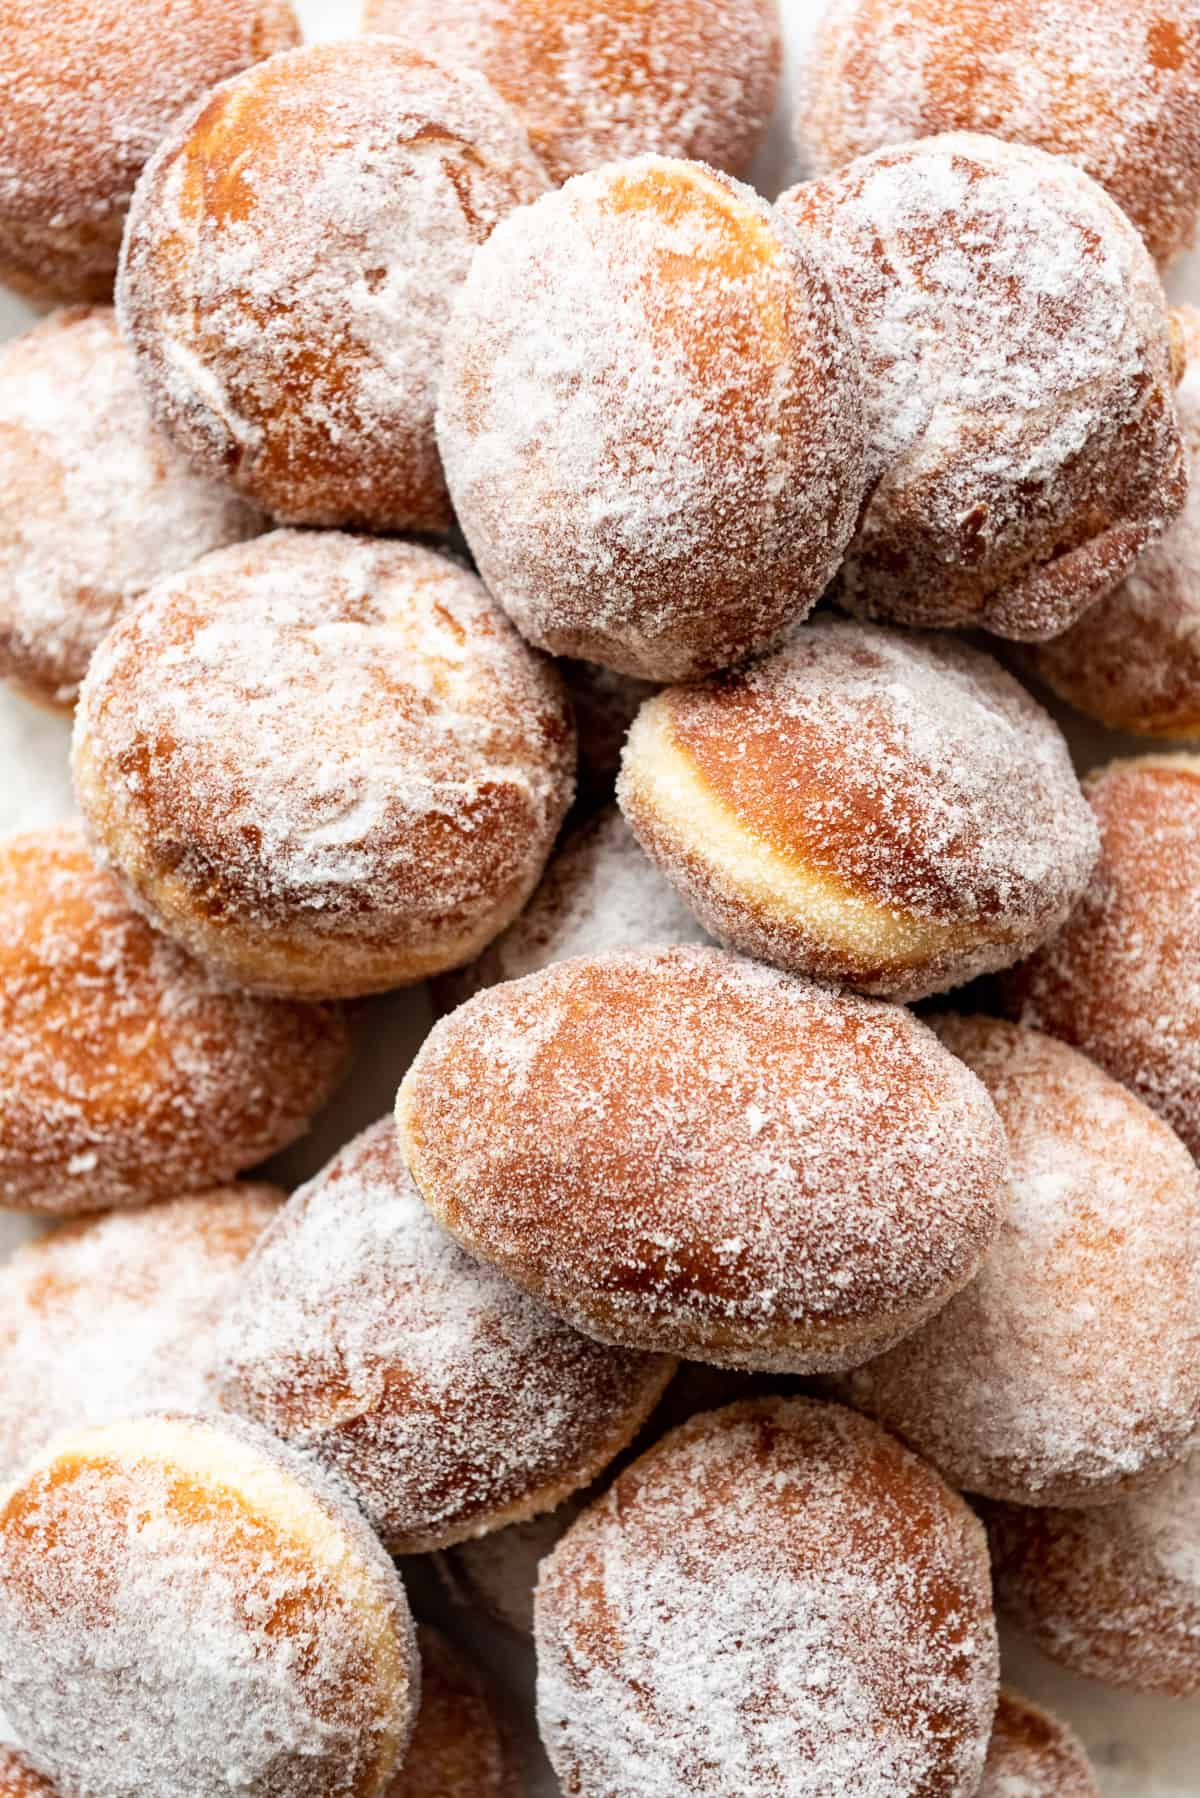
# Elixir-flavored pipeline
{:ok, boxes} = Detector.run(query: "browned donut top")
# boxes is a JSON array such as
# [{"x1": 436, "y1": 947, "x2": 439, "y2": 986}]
[
  {"x1": 386, "y1": 1628, "x2": 518, "y2": 1798},
  {"x1": 978, "y1": 1692, "x2": 1098, "y2": 1797}
]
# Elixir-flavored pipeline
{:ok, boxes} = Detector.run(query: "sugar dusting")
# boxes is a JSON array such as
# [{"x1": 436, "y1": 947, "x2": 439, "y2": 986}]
[
  {"x1": 978, "y1": 1691, "x2": 1099, "y2": 1798},
  {"x1": 389, "y1": 1626, "x2": 518, "y2": 1798}
]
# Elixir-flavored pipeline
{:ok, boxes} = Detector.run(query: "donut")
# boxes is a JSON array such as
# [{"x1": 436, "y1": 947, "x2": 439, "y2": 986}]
[
  {"x1": 397, "y1": 944, "x2": 1009, "y2": 1372},
  {"x1": 983, "y1": 1440, "x2": 1200, "y2": 1695},
  {"x1": 0, "y1": 1184, "x2": 283, "y2": 1482},
  {"x1": 215, "y1": 1117, "x2": 674, "y2": 1554},
  {"x1": 0, "y1": 824, "x2": 348, "y2": 1213},
  {"x1": 437, "y1": 154, "x2": 869, "y2": 682},
  {"x1": 388, "y1": 1627, "x2": 518, "y2": 1798},
  {"x1": 0, "y1": 1748, "x2": 57, "y2": 1798},
  {"x1": 73, "y1": 532, "x2": 575, "y2": 1000},
  {"x1": 978, "y1": 1691, "x2": 1099, "y2": 1798},
  {"x1": 800, "y1": 0, "x2": 1200, "y2": 266},
  {"x1": 0, "y1": 307, "x2": 261, "y2": 709},
  {"x1": 776, "y1": 134, "x2": 1187, "y2": 641},
  {"x1": 361, "y1": 0, "x2": 781, "y2": 185},
  {"x1": 536, "y1": 1397, "x2": 1000, "y2": 1797},
  {"x1": 0, "y1": 1413, "x2": 419, "y2": 1798},
  {"x1": 1027, "y1": 305, "x2": 1200, "y2": 737},
  {"x1": 0, "y1": 0, "x2": 300, "y2": 304},
  {"x1": 999, "y1": 755, "x2": 1200, "y2": 1159},
  {"x1": 560, "y1": 661, "x2": 659, "y2": 812},
  {"x1": 117, "y1": 39, "x2": 548, "y2": 534},
  {"x1": 618, "y1": 621, "x2": 1099, "y2": 1002},
  {"x1": 833, "y1": 1017, "x2": 1200, "y2": 1506}
]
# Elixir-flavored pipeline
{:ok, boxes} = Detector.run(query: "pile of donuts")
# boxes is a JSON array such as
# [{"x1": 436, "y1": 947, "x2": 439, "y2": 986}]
[{"x1": 3, "y1": 0, "x2": 1200, "y2": 1793}]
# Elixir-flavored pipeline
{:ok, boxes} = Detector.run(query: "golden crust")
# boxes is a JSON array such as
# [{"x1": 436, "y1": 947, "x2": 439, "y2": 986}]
[
  {"x1": 386, "y1": 1628, "x2": 519, "y2": 1798},
  {"x1": 978, "y1": 1691, "x2": 1099, "y2": 1798}
]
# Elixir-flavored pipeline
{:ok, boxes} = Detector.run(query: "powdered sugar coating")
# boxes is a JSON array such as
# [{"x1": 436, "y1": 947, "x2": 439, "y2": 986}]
[
  {"x1": 619, "y1": 621, "x2": 1099, "y2": 1002},
  {"x1": 978, "y1": 1691, "x2": 1099, "y2": 1798},
  {"x1": 363, "y1": 0, "x2": 781, "y2": 185},
  {"x1": 800, "y1": 0, "x2": 1200, "y2": 266},
  {"x1": 388, "y1": 1627, "x2": 518, "y2": 1798},
  {"x1": 536, "y1": 1397, "x2": 999, "y2": 1797},
  {"x1": 834, "y1": 1018, "x2": 1200, "y2": 1506},
  {"x1": 438, "y1": 154, "x2": 869, "y2": 681},
  {"x1": 0, "y1": 308, "x2": 261, "y2": 708},
  {"x1": 117, "y1": 38, "x2": 549, "y2": 532},
  {"x1": 0, "y1": 824, "x2": 349, "y2": 1214},
  {"x1": 397, "y1": 944, "x2": 1009, "y2": 1372},
  {"x1": 73, "y1": 532, "x2": 575, "y2": 999},
  {"x1": 777, "y1": 133, "x2": 1186, "y2": 640},
  {"x1": 0, "y1": 1747, "x2": 57, "y2": 1797}
]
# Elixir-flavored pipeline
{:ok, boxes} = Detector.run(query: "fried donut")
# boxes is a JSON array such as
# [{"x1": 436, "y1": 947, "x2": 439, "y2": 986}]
[
  {"x1": 834, "y1": 1018, "x2": 1200, "y2": 1506},
  {"x1": 0, "y1": 1184, "x2": 283, "y2": 1481},
  {"x1": 776, "y1": 134, "x2": 1187, "y2": 640},
  {"x1": 0, "y1": 0, "x2": 299, "y2": 304},
  {"x1": 388, "y1": 1628, "x2": 518, "y2": 1798},
  {"x1": 437, "y1": 154, "x2": 869, "y2": 681},
  {"x1": 619, "y1": 622, "x2": 1098, "y2": 1001},
  {"x1": 73, "y1": 532, "x2": 575, "y2": 1000},
  {"x1": 216, "y1": 1118, "x2": 673, "y2": 1554},
  {"x1": 536, "y1": 1397, "x2": 999, "y2": 1797},
  {"x1": 801, "y1": 0, "x2": 1200, "y2": 266},
  {"x1": 978, "y1": 1692, "x2": 1099, "y2": 1798},
  {"x1": 0, "y1": 1413, "x2": 418, "y2": 1798},
  {"x1": 397, "y1": 944, "x2": 1009, "y2": 1372},
  {"x1": 0, "y1": 825, "x2": 348, "y2": 1213},
  {"x1": 362, "y1": 0, "x2": 781, "y2": 185},
  {"x1": 0, "y1": 308, "x2": 261, "y2": 708},
  {"x1": 0, "y1": 1748, "x2": 57, "y2": 1798},
  {"x1": 560, "y1": 661, "x2": 659, "y2": 812},
  {"x1": 1000, "y1": 755, "x2": 1200, "y2": 1158},
  {"x1": 117, "y1": 39, "x2": 548, "y2": 533}
]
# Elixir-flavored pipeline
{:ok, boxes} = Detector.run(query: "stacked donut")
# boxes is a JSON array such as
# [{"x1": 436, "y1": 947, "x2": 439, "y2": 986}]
[{"x1": 2, "y1": 0, "x2": 1200, "y2": 1793}]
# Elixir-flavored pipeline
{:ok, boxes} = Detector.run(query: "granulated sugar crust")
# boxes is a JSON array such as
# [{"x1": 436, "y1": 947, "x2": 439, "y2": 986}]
[
  {"x1": 0, "y1": 1745, "x2": 58, "y2": 1797},
  {"x1": 387, "y1": 1626, "x2": 518, "y2": 1798},
  {"x1": 978, "y1": 1690, "x2": 1099, "y2": 1797}
]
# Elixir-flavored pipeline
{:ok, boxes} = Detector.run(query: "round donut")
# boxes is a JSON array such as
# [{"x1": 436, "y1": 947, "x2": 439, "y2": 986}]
[
  {"x1": 619, "y1": 621, "x2": 1099, "y2": 1002},
  {"x1": 833, "y1": 1017, "x2": 1200, "y2": 1506},
  {"x1": 536, "y1": 1397, "x2": 1000, "y2": 1798},
  {"x1": 0, "y1": 0, "x2": 300, "y2": 304},
  {"x1": 437, "y1": 154, "x2": 869, "y2": 682},
  {"x1": 776, "y1": 133, "x2": 1187, "y2": 641},
  {"x1": 73, "y1": 532, "x2": 575, "y2": 1000},
  {"x1": 0, "y1": 824, "x2": 348, "y2": 1213},
  {"x1": 0, "y1": 1184, "x2": 283, "y2": 1482},
  {"x1": 999, "y1": 754, "x2": 1200, "y2": 1159},
  {"x1": 117, "y1": 39, "x2": 548, "y2": 533},
  {"x1": 800, "y1": 0, "x2": 1200, "y2": 267},
  {"x1": 397, "y1": 944, "x2": 1009, "y2": 1372},
  {"x1": 0, "y1": 1748, "x2": 57, "y2": 1797},
  {"x1": 983, "y1": 1440, "x2": 1200, "y2": 1695},
  {"x1": 362, "y1": 0, "x2": 781, "y2": 185},
  {"x1": 560, "y1": 661, "x2": 659, "y2": 812},
  {"x1": 388, "y1": 1628, "x2": 518, "y2": 1798},
  {"x1": 216, "y1": 1117, "x2": 674, "y2": 1554},
  {"x1": 0, "y1": 307, "x2": 261, "y2": 709},
  {"x1": 978, "y1": 1692, "x2": 1099, "y2": 1798}
]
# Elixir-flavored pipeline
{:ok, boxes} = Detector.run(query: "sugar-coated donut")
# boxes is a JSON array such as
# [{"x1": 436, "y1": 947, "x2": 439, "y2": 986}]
[
  {"x1": 1028, "y1": 306, "x2": 1200, "y2": 737},
  {"x1": 0, "y1": 1413, "x2": 419, "y2": 1798},
  {"x1": 0, "y1": 825, "x2": 348, "y2": 1214},
  {"x1": 437, "y1": 154, "x2": 869, "y2": 682},
  {"x1": 362, "y1": 0, "x2": 781, "y2": 185},
  {"x1": 560, "y1": 661, "x2": 659, "y2": 812},
  {"x1": 1000, "y1": 755, "x2": 1200, "y2": 1159},
  {"x1": 117, "y1": 39, "x2": 548, "y2": 534},
  {"x1": 0, "y1": 0, "x2": 300, "y2": 304},
  {"x1": 388, "y1": 1628, "x2": 518, "y2": 1798},
  {"x1": 0, "y1": 308, "x2": 261, "y2": 709},
  {"x1": 536, "y1": 1397, "x2": 1000, "y2": 1797},
  {"x1": 73, "y1": 532, "x2": 575, "y2": 1000},
  {"x1": 0, "y1": 1184, "x2": 282, "y2": 1482},
  {"x1": 801, "y1": 0, "x2": 1200, "y2": 266},
  {"x1": 0, "y1": 1748, "x2": 57, "y2": 1798},
  {"x1": 834, "y1": 1018, "x2": 1200, "y2": 1506},
  {"x1": 984, "y1": 1440, "x2": 1200, "y2": 1695},
  {"x1": 978, "y1": 1691, "x2": 1099, "y2": 1798},
  {"x1": 776, "y1": 134, "x2": 1187, "y2": 641},
  {"x1": 619, "y1": 622, "x2": 1099, "y2": 1002},
  {"x1": 216, "y1": 1118, "x2": 673, "y2": 1554},
  {"x1": 397, "y1": 945, "x2": 1008, "y2": 1372}
]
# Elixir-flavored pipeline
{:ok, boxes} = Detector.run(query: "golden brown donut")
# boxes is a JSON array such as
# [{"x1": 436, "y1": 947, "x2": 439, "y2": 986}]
[
  {"x1": 536, "y1": 1397, "x2": 1000, "y2": 1797},
  {"x1": 387, "y1": 1627, "x2": 518, "y2": 1798},
  {"x1": 0, "y1": 825, "x2": 348, "y2": 1214},
  {"x1": 999, "y1": 754, "x2": 1200, "y2": 1159},
  {"x1": 117, "y1": 39, "x2": 548, "y2": 533},
  {"x1": 801, "y1": 0, "x2": 1200, "y2": 266},
  {"x1": 0, "y1": 1413, "x2": 419, "y2": 1798},
  {"x1": 0, "y1": 308, "x2": 261, "y2": 708},
  {"x1": 73, "y1": 532, "x2": 575, "y2": 1000},
  {"x1": 0, "y1": 1748, "x2": 58, "y2": 1798},
  {"x1": 776, "y1": 134, "x2": 1187, "y2": 641},
  {"x1": 0, "y1": 0, "x2": 299, "y2": 304},
  {"x1": 437, "y1": 154, "x2": 869, "y2": 681},
  {"x1": 362, "y1": 0, "x2": 781, "y2": 185},
  {"x1": 978, "y1": 1691, "x2": 1099, "y2": 1798},
  {"x1": 620, "y1": 621, "x2": 1099, "y2": 1001},
  {"x1": 397, "y1": 944, "x2": 1009, "y2": 1373}
]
